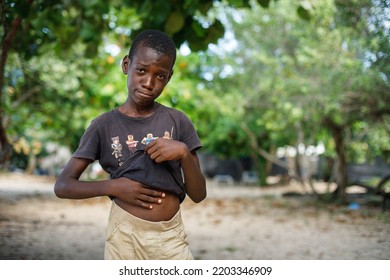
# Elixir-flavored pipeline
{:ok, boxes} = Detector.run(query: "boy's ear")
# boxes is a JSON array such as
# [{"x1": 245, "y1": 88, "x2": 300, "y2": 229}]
[{"x1": 121, "y1": 55, "x2": 130, "y2": 74}]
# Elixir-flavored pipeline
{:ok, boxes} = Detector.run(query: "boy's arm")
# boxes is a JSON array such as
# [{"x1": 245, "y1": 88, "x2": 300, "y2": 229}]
[
  {"x1": 180, "y1": 150, "x2": 207, "y2": 203},
  {"x1": 54, "y1": 157, "x2": 166, "y2": 209},
  {"x1": 145, "y1": 138, "x2": 207, "y2": 203}
]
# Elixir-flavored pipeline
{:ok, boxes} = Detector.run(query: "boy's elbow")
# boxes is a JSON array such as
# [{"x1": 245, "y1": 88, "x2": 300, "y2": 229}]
[
  {"x1": 54, "y1": 181, "x2": 67, "y2": 198},
  {"x1": 191, "y1": 190, "x2": 207, "y2": 203},
  {"x1": 192, "y1": 196, "x2": 206, "y2": 204}
]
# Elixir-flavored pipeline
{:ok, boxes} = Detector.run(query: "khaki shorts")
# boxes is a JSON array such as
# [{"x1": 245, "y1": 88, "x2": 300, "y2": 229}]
[{"x1": 104, "y1": 201, "x2": 193, "y2": 260}]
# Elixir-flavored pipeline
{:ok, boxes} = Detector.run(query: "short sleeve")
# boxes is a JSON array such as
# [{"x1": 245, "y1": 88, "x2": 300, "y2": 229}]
[
  {"x1": 179, "y1": 112, "x2": 202, "y2": 152},
  {"x1": 72, "y1": 120, "x2": 101, "y2": 161}
]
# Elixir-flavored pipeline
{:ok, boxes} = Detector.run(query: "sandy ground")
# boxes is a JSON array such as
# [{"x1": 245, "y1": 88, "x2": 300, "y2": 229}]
[{"x1": 0, "y1": 172, "x2": 389, "y2": 260}]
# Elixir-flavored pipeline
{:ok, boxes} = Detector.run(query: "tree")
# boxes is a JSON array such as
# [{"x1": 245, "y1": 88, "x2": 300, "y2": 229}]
[
  {"x1": 1, "y1": 0, "x2": 112, "y2": 166},
  {"x1": 196, "y1": 1, "x2": 319, "y2": 186},
  {"x1": 1, "y1": 0, "x2": 312, "y2": 167},
  {"x1": 198, "y1": 0, "x2": 389, "y2": 202},
  {"x1": 311, "y1": 0, "x2": 390, "y2": 201}
]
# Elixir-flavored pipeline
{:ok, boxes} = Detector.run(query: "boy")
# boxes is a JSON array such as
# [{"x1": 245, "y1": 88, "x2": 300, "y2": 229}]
[{"x1": 54, "y1": 30, "x2": 207, "y2": 260}]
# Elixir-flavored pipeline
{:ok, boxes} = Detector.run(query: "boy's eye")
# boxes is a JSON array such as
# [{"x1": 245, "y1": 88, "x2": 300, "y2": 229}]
[
  {"x1": 136, "y1": 68, "x2": 145, "y2": 73},
  {"x1": 158, "y1": 74, "x2": 166, "y2": 80}
]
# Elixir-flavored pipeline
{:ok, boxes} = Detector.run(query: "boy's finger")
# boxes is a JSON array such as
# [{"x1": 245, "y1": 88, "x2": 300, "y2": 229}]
[
  {"x1": 143, "y1": 187, "x2": 165, "y2": 198},
  {"x1": 139, "y1": 202, "x2": 153, "y2": 209}
]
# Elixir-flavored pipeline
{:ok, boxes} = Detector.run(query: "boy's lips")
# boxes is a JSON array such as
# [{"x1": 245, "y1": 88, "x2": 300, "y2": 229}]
[{"x1": 137, "y1": 90, "x2": 153, "y2": 98}]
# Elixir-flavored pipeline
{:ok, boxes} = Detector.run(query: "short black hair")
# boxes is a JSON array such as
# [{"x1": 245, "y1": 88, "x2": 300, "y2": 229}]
[{"x1": 128, "y1": 30, "x2": 177, "y2": 67}]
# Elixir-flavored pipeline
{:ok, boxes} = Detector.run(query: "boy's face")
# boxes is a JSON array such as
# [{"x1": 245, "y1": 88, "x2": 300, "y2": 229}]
[{"x1": 122, "y1": 44, "x2": 174, "y2": 107}]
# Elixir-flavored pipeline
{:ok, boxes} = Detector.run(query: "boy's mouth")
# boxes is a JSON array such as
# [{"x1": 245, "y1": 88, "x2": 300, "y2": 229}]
[{"x1": 137, "y1": 90, "x2": 153, "y2": 98}]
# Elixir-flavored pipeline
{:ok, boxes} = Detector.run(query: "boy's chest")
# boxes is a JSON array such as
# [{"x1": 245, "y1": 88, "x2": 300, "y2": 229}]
[{"x1": 100, "y1": 117, "x2": 178, "y2": 170}]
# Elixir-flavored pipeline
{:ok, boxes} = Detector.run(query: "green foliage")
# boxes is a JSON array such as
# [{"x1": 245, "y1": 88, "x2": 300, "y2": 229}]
[
  {"x1": 1, "y1": 0, "x2": 387, "y2": 184},
  {"x1": 177, "y1": 0, "x2": 390, "y2": 189},
  {"x1": 0, "y1": 0, "x2": 254, "y2": 164}
]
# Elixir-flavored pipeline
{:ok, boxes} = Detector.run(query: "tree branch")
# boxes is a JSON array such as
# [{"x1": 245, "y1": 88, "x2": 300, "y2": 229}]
[{"x1": 240, "y1": 122, "x2": 290, "y2": 169}]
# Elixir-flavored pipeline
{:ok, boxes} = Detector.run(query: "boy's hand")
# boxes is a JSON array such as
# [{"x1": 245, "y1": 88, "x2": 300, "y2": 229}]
[
  {"x1": 113, "y1": 177, "x2": 165, "y2": 209},
  {"x1": 144, "y1": 138, "x2": 189, "y2": 163}
]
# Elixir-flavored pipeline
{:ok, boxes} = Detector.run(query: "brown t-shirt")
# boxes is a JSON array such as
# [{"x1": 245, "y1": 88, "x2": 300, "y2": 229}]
[{"x1": 73, "y1": 103, "x2": 202, "y2": 202}]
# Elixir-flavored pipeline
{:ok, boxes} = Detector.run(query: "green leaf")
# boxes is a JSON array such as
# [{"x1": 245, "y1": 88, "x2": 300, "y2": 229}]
[
  {"x1": 257, "y1": 0, "x2": 272, "y2": 8},
  {"x1": 297, "y1": 5, "x2": 311, "y2": 21},
  {"x1": 165, "y1": 10, "x2": 185, "y2": 35}
]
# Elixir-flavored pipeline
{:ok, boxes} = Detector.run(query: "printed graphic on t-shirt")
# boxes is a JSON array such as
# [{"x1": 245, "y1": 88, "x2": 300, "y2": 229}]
[
  {"x1": 111, "y1": 136, "x2": 122, "y2": 158},
  {"x1": 141, "y1": 133, "x2": 159, "y2": 145},
  {"x1": 163, "y1": 128, "x2": 173, "y2": 139},
  {"x1": 110, "y1": 127, "x2": 174, "y2": 165},
  {"x1": 126, "y1": 134, "x2": 138, "y2": 151}
]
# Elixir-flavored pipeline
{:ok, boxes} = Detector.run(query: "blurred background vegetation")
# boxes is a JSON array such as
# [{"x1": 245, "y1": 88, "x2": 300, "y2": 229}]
[{"x1": 1, "y1": 0, "x2": 389, "y2": 203}]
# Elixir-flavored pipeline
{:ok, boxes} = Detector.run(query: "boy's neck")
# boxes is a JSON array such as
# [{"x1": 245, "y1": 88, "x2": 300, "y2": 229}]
[{"x1": 119, "y1": 101, "x2": 157, "y2": 118}]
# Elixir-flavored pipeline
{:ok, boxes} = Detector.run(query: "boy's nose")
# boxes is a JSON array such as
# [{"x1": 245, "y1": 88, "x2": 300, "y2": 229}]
[{"x1": 143, "y1": 75, "x2": 154, "y2": 89}]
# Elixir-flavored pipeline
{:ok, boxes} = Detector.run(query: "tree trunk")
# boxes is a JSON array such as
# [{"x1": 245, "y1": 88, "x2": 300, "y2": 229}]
[
  {"x1": 0, "y1": 8, "x2": 23, "y2": 165},
  {"x1": 325, "y1": 118, "x2": 348, "y2": 203},
  {"x1": 240, "y1": 122, "x2": 291, "y2": 170}
]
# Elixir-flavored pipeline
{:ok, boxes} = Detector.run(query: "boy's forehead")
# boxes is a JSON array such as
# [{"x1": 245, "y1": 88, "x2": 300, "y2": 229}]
[
  {"x1": 135, "y1": 44, "x2": 166, "y2": 57},
  {"x1": 133, "y1": 45, "x2": 174, "y2": 68}
]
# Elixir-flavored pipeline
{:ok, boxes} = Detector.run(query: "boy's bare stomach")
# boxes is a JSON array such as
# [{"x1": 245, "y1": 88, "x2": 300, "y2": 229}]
[{"x1": 114, "y1": 191, "x2": 180, "y2": 222}]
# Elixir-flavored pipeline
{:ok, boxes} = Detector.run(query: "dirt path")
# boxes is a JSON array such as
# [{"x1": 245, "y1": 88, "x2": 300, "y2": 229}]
[{"x1": 0, "y1": 173, "x2": 389, "y2": 260}]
